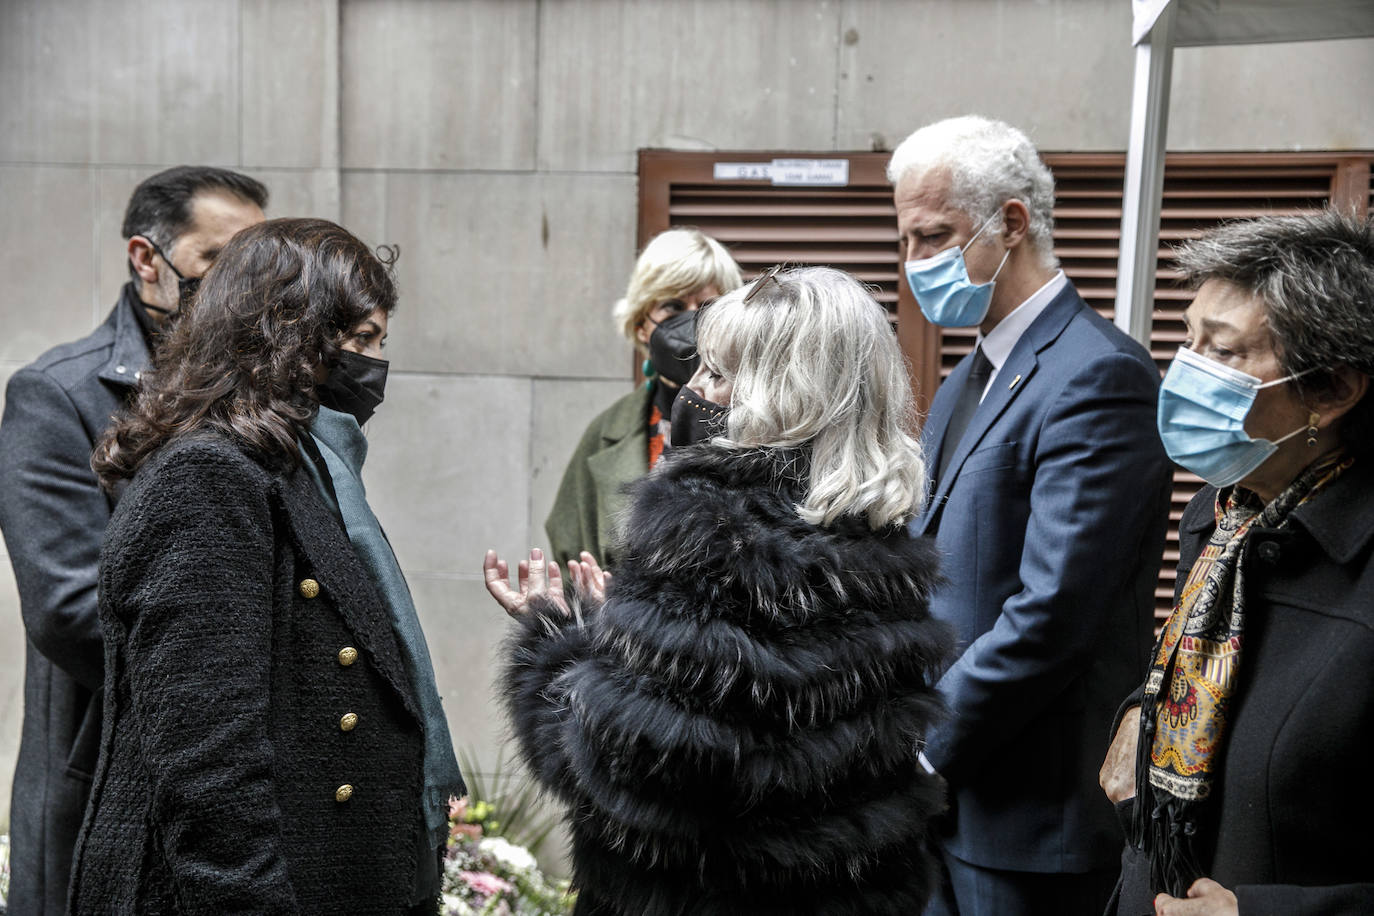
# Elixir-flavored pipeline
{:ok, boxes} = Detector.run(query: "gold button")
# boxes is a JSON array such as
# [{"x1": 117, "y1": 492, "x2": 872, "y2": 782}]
[
  {"x1": 339, "y1": 712, "x2": 358, "y2": 732},
  {"x1": 335, "y1": 784, "x2": 353, "y2": 803},
  {"x1": 338, "y1": 646, "x2": 358, "y2": 666},
  {"x1": 298, "y1": 578, "x2": 320, "y2": 599}
]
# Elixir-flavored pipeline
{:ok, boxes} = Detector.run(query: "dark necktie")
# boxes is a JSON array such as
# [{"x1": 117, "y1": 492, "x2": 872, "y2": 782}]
[{"x1": 936, "y1": 346, "x2": 993, "y2": 485}]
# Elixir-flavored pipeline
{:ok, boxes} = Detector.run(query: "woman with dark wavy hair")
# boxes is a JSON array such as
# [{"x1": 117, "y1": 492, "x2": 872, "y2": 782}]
[{"x1": 69, "y1": 217, "x2": 464, "y2": 915}]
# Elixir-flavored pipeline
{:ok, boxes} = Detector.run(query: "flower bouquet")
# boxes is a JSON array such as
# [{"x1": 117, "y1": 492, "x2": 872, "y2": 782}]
[
  {"x1": 1, "y1": 832, "x2": 10, "y2": 912},
  {"x1": 439, "y1": 791, "x2": 574, "y2": 916}
]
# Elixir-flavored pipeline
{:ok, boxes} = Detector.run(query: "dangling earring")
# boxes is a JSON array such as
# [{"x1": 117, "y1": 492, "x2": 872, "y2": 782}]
[{"x1": 1306, "y1": 411, "x2": 1320, "y2": 447}]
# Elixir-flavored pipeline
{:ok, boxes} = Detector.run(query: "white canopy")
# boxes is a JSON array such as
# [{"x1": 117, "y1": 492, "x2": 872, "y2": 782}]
[
  {"x1": 1134, "y1": 0, "x2": 1374, "y2": 47},
  {"x1": 1114, "y1": 0, "x2": 1374, "y2": 344}
]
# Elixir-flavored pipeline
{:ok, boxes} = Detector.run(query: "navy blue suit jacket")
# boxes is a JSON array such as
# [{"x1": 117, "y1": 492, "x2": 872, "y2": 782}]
[{"x1": 914, "y1": 282, "x2": 1171, "y2": 874}]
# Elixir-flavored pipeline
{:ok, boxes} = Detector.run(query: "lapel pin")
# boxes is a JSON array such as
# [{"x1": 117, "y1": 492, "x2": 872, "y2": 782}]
[{"x1": 1008, "y1": 374, "x2": 1022, "y2": 390}]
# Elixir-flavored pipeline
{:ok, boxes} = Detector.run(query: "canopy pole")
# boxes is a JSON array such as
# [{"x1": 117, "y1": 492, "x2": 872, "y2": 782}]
[{"x1": 1115, "y1": 1, "x2": 1177, "y2": 349}]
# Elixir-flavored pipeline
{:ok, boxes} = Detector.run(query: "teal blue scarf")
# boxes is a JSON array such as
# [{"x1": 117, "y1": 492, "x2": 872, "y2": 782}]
[{"x1": 302, "y1": 407, "x2": 465, "y2": 849}]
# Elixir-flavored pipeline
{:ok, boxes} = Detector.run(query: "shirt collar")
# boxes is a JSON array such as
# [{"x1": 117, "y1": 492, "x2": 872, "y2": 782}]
[{"x1": 976, "y1": 270, "x2": 1068, "y2": 371}]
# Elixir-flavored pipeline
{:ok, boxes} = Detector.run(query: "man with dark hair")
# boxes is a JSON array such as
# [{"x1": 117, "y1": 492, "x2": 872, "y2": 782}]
[{"x1": 0, "y1": 166, "x2": 266, "y2": 916}]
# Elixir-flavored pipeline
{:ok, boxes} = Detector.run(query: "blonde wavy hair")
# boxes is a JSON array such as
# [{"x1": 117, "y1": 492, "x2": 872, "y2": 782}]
[
  {"x1": 612, "y1": 228, "x2": 742, "y2": 351},
  {"x1": 695, "y1": 266, "x2": 927, "y2": 529}
]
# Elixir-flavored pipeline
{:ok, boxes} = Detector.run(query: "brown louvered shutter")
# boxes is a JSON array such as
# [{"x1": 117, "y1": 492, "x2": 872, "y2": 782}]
[
  {"x1": 639, "y1": 151, "x2": 903, "y2": 311},
  {"x1": 638, "y1": 151, "x2": 941, "y2": 421},
  {"x1": 638, "y1": 149, "x2": 1374, "y2": 624}
]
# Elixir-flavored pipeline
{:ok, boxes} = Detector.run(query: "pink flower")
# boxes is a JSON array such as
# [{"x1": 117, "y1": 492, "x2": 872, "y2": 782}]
[
  {"x1": 450, "y1": 821, "x2": 483, "y2": 841},
  {"x1": 460, "y1": 871, "x2": 514, "y2": 897}
]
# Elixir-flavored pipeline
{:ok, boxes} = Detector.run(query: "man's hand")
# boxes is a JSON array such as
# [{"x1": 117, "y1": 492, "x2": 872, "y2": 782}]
[
  {"x1": 1154, "y1": 878, "x2": 1237, "y2": 916},
  {"x1": 1100, "y1": 706, "x2": 1140, "y2": 803}
]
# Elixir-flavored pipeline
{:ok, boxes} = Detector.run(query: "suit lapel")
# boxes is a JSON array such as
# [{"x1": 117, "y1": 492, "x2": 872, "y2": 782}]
[
  {"x1": 916, "y1": 286, "x2": 1085, "y2": 536},
  {"x1": 917, "y1": 349, "x2": 1040, "y2": 536},
  {"x1": 921, "y1": 355, "x2": 970, "y2": 478},
  {"x1": 274, "y1": 469, "x2": 421, "y2": 721},
  {"x1": 914, "y1": 356, "x2": 971, "y2": 535}
]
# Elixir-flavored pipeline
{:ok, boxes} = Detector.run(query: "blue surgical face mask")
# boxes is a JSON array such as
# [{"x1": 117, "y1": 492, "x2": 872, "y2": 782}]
[
  {"x1": 903, "y1": 215, "x2": 1011, "y2": 327},
  {"x1": 1157, "y1": 345, "x2": 1314, "y2": 487}
]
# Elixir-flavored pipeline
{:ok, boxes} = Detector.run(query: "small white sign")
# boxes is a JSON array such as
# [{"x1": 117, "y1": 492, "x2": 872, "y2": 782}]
[
  {"x1": 712, "y1": 158, "x2": 850, "y2": 186},
  {"x1": 770, "y1": 158, "x2": 849, "y2": 187},
  {"x1": 713, "y1": 162, "x2": 775, "y2": 181}
]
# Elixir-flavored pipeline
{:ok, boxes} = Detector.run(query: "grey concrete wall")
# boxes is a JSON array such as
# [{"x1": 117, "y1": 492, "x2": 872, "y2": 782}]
[{"x1": 1, "y1": 0, "x2": 1371, "y2": 847}]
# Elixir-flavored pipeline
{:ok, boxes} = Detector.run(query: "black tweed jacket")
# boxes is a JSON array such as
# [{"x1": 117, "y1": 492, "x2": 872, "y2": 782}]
[
  {"x1": 68, "y1": 432, "x2": 427, "y2": 915},
  {"x1": 505, "y1": 446, "x2": 953, "y2": 916}
]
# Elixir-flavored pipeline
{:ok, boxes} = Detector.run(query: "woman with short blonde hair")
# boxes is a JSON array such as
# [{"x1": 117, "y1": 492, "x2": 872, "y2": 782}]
[
  {"x1": 611, "y1": 227, "x2": 742, "y2": 349},
  {"x1": 545, "y1": 227, "x2": 743, "y2": 569}
]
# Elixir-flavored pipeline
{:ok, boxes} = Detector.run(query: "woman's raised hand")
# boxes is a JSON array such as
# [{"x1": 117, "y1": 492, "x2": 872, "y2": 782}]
[
  {"x1": 483, "y1": 547, "x2": 570, "y2": 619},
  {"x1": 567, "y1": 551, "x2": 612, "y2": 605}
]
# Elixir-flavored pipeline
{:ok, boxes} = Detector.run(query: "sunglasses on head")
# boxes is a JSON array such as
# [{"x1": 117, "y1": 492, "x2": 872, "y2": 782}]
[{"x1": 742, "y1": 264, "x2": 785, "y2": 303}]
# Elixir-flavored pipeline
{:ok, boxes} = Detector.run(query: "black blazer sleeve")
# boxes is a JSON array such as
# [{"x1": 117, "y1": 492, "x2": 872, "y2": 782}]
[
  {"x1": 100, "y1": 444, "x2": 299, "y2": 913},
  {"x1": 0, "y1": 368, "x2": 108, "y2": 689}
]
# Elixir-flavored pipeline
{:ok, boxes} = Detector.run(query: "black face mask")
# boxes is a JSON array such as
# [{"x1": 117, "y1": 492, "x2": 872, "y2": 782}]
[
  {"x1": 318, "y1": 350, "x2": 389, "y2": 426},
  {"x1": 669, "y1": 384, "x2": 729, "y2": 447},
  {"x1": 647, "y1": 310, "x2": 700, "y2": 387},
  {"x1": 141, "y1": 237, "x2": 201, "y2": 314}
]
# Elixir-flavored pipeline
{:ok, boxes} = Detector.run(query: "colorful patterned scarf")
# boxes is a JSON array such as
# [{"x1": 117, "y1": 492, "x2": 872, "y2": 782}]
[{"x1": 1135, "y1": 450, "x2": 1351, "y2": 895}]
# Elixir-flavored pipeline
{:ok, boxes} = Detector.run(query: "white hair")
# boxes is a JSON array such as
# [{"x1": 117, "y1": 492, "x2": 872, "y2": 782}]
[
  {"x1": 887, "y1": 115, "x2": 1058, "y2": 267},
  {"x1": 695, "y1": 266, "x2": 927, "y2": 529},
  {"x1": 611, "y1": 228, "x2": 743, "y2": 350}
]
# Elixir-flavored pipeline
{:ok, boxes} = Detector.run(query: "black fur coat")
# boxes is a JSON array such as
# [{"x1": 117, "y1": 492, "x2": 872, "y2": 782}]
[{"x1": 505, "y1": 446, "x2": 952, "y2": 916}]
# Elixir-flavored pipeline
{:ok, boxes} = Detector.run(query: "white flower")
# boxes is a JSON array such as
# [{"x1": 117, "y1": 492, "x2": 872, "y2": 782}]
[
  {"x1": 440, "y1": 891, "x2": 476, "y2": 915},
  {"x1": 478, "y1": 836, "x2": 538, "y2": 872}
]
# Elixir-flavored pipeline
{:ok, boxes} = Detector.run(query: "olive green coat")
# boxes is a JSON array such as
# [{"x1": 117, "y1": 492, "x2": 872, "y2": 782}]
[{"x1": 544, "y1": 383, "x2": 652, "y2": 569}]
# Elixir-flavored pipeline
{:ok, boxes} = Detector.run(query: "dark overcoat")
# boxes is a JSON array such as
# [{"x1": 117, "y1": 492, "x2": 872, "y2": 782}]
[
  {"x1": 507, "y1": 446, "x2": 953, "y2": 916},
  {"x1": 1114, "y1": 457, "x2": 1374, "y2": 916},
  {"x1": 0, "y1": 284, "x2": 148, "y2": 916},
  {"x1": 67, "y1": 433, "x2": 428, "y2": 915}
]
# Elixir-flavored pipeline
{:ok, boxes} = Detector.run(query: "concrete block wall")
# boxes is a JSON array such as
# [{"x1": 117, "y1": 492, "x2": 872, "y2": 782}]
[{"x1": 1, "y1": 0, "x2": 1371, "y2": 849}]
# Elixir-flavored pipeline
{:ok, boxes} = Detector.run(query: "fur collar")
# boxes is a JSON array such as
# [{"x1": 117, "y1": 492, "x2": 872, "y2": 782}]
[{"x1": 618, "y1": 444, "x2": 940, "y2": 625}]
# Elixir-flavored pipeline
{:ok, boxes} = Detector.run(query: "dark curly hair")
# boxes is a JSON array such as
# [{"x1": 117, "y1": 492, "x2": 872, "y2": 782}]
[{"x1": 94, "y1": 218, "x2": 397, "y2": 488}]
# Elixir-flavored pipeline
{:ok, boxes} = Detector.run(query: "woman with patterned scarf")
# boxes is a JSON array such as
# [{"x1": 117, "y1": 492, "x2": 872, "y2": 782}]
[{"x1": 1100, "y1": 210, "x2": 1374, "y2": 916}]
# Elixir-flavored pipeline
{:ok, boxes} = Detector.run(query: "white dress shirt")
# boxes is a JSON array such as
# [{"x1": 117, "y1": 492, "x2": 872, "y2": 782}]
[{"x1": 974, "y1": 270, "x2": 1069, "y2": 402}]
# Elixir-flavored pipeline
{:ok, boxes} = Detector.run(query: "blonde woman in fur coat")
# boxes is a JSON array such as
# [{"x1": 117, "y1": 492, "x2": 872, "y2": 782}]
[{"x1": 486, "y1": 266, "x2": 953, "y2": 916}]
